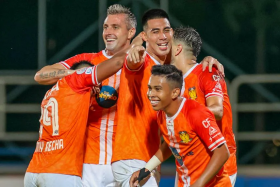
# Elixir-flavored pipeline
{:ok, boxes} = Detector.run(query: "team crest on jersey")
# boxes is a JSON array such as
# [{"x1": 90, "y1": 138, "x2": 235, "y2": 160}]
[
  {"x1": 96, "y1": 85, "x2": 118, "y2": 108},
  {"x1": 188, "y1": 87, "x2": 197, "y2": 100},
  {"x1": 179, "y1": 131, "x2": 192, "y2": 143}
]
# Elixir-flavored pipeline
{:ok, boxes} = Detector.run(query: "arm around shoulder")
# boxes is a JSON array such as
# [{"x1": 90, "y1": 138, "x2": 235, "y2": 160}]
[{"x1": 34, "y1": 63, "x2": 74, "y2": 85}]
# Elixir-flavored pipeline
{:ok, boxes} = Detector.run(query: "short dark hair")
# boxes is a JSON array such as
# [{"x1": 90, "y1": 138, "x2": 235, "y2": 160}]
[
  {"x1": 142, "y1": 9, "x2": 170, "y2": 30},
  {"x1": 173, "y1": 26, "x2": 202, "y2": 57},
  {"x1": 151, "y1": 65, "x2": 183, "y2": 89},
  {"x1": 70, "y1": 60, "x2": 93, "y2": 70}
]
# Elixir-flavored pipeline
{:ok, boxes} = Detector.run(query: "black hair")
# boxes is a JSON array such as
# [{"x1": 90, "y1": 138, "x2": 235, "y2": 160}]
[
  {"x1": 151, "y1": 65, "x2": 183, "y2": 89},
  {"x1": 142, "y1": 9, "x2": 170, "y2": 30},
  {"x1": 70, "y1": 60, "x2": 93, "y2": 70},
  {"x1": 173, "y1": 26, "x2": 202, "y2": 57}
]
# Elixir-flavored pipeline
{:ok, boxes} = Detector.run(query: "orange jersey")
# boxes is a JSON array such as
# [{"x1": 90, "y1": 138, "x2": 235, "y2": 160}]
[
  {"x1": 27, "y1": 66, "x2": 99, "y2": 177},
  {"x1": 181, "y1": 63, "x2": 237, "y2": 175},
  {"x1": 157, "y1": 98, "x2": 231, "y2": 187},
  {"x1": 60, "y1": 50, "x2": 120, "y2": 165},
  {"x1": 112, "y1": 53, "x2": 161, "y2": 163}
]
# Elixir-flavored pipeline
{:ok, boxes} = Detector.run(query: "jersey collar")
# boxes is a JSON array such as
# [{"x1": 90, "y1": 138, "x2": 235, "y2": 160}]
[{"x1": 166, "y1": 97, "x2": 186, "y2": 121}]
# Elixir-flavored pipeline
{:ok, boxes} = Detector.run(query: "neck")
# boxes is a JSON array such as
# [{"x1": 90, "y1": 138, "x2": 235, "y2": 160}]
[
  {"x1": 146, "y1": 48, "x2": 167, "y2": 65},
  {"x1": 164, "y1": 97, "x2": 183, "y2": 117},
  {"x1": 177, "y1": 55, "x2": 197, "y2": 75},
  {"x1": 105, "y1": 41, "x2": 130, "y2": 56}
]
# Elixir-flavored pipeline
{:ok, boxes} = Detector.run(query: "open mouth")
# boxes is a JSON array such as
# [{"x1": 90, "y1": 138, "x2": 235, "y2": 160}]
[
  {"x1": 106, "y1": 38, "x2": 116, "y2": 43},
  {"x1": 157, "y1": 43, "x2": 168, "y2": 50},
  {"x1": 150, "y1": 100, "x2": 160, "y2": 107}
]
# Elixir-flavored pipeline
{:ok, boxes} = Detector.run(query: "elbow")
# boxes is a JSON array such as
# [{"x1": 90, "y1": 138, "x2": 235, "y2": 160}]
[
  {"x1": 224, "y1": 143, "x2": 230, "y2": 162},
  {"x1": 34, "y1": 71, "x2": 42, "y2": 83},
  {"x1": 116, "y1": 57, "x2": 125, "y2": 68},
  {"x1": 215, "y1": 108, "x2": 223, "y2": 120}
]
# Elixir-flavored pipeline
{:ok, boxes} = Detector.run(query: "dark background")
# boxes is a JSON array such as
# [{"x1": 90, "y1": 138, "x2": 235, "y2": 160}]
[{"x1": 1, "y1": 0, "x2": 280, "y2": 168}]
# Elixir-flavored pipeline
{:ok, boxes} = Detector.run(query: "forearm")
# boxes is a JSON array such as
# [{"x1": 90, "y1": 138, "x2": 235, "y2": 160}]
[
  {"x1": 145, "y1": 141, "x2": 171, "y2": 171},
  {"x1": 156, "y1": 140, "x2": 172, "y2": 162},
  {"x1": 35, "y1": 68, "x2": 74, "y2": 85},
  {"x1": 131, "y1": 33, "x2": 144, "y2": 46},
  {"x1": 192, "y1": 144, "x2": 229, "y2": 186}
]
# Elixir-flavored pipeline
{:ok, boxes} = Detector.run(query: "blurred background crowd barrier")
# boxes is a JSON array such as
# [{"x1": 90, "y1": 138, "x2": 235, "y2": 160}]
[{"x1": 1, "y1": 0, "x2": 280, "y2": 186}]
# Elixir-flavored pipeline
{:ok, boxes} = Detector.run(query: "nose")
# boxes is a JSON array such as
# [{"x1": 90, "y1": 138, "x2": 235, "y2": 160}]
[
  {"x1": 147, "y1": 89, "x2": 155, "y2": 98},
  {"x1": 103, "y1": 27, "x2": 113, "y2": 35},
  {"x1": 159, "y1": 31, "x2": 167, "y2": 40}
]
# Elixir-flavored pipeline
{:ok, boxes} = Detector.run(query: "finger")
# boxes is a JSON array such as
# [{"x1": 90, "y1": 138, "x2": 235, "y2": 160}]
[
  {"x1": 131, "y1": 51, "x2": 138, "y2": 63},
  {"x1": 135, "y1": 49, "x2": 141, "y2": 63},
  {"x1": 92, "y1": 87, "x2": 96, "y2": 95},
  {"x1": 127, "y1": 51, "x2": 133, "y2": 62},
  {"x1": 142, "y1": 51, "x2": 147, "y2": 62},
  {"x1": 95, "y1": 87, "x2": 100, "y2": 94},
  {"x1": 202, "y1": 60, "x2": 208, "y2": 71},
  {"x1": 201, "y1": 56, "x2": 210, "y2": 71},
  {"x1": 208, "y1": 58, "x2": 216, "y2": 73},
  {"x1": 133, "y1": 180, "x2": 139, "y2": 187},
  {"x1": 220, "y1": 63, "x2": 225, "y2": 77}
]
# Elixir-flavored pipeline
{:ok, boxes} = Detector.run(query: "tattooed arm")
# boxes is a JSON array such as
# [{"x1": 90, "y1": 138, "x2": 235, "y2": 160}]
[{"x1": 34, "y1": 63, "x2": 75, "y2": 85}]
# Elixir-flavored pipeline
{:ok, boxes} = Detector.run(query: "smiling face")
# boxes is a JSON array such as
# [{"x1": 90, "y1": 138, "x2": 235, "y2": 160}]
[
  {"x1": 142, "y1": 18, "x2": 173, "y2": 59},
  {"x1": 103, "y1": 14, "x2": 134, "y2": 55},
  {"x1": 147, "y1": 75, "x2": 175, "y2": 111}
]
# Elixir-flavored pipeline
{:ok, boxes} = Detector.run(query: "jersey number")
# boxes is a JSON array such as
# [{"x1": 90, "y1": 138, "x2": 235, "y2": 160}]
[{"x1": 40, "y1": 97, "x2": 59, "y2": 137}]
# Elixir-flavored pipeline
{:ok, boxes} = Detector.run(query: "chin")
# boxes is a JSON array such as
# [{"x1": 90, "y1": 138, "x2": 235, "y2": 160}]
[{"x1": 152, "y1": 106, "x2": 161, "y2": 111}]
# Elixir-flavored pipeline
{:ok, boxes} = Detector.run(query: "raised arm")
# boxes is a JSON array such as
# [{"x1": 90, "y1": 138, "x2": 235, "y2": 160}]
[
  {"x1": 126, "y1": 32, "x2": 146, "y2": 70},
  {"x1": 190, "y1": 144, "x2": 229, "y2": 187},
  {"x1": 96, "y1": 48, "x2": 128, "y2": 83},
  {"x1": 34, "y1": 63, "x2": 75, "y2": 85}
]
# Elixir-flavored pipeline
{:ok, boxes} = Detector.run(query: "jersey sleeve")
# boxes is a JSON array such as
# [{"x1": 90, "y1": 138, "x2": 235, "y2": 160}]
[
  {"x1": 123, "y1": 55, "x2": 149, "y2": 74},
  {"x1": 65, "y1": 66, "x2": 99, "y2": 93},
  {"x1": 199, "y1": 67, "x2": 224, "y2": 99},
  {"x1": 59, "y1": 53, "x2": 96, "y2": 69},
  {"x1": 189, "y1": 106, "x2": 226, "y2": 152}
]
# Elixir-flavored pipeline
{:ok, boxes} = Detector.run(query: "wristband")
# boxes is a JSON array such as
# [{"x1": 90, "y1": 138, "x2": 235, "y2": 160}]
[
  {"x1": 145, "y1": 155, "x2": 162, "y2": 172},
  {"x1": 137, "y1": 168, "x2": 150, "y2": 183}
]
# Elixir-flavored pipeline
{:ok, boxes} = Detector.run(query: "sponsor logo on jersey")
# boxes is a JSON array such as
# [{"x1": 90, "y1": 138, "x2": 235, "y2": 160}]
[
  {"x1": 212, "y1": 74, "x2": 221, "y2": 82},
  {"x1": 188, "y1": 87, "x2": 197, "y2": 100},
  {"x1": 186, "y1": 151, "x2": 194, "y2": 156},
  {"x1": 85, "y1": 67, "x2": 92, "y2": 74},
  {"x1": 170, "y1": 146, "x2": 184, "y2": 166},
  {"x1": 76, "y1": 67, "x2": 87, "y2": 74},
  {"x1": 179, "y1": 131, "x2": 192, "y2": 143},
  {"x1": 96, "y1": 85, "x2": 118, "y2": 108}
]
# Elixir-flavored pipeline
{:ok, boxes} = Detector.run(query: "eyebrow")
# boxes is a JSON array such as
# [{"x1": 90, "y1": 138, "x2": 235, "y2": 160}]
[
  {"x1": 154, "y1": 85, "x2": 162, "y2": 89},
  {"x1": 150, "y1": 26, "x2": 171, "y2": 32}
]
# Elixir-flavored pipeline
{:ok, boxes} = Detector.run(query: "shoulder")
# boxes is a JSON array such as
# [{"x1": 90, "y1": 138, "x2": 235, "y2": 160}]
[{"x1": 184, "y1": 99, "x2": 208, "y2": 117}]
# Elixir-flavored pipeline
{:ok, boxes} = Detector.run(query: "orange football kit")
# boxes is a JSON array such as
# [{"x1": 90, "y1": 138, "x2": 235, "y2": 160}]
[
  {"x1": 157, "y1": 98, "x2": 231, "y2": 187},
  {"x1": 181, "y1": 63, "x2": 237, "y2": 176},
  {"x1": 27, "y1": 66, "x2": 98, "y2": 176}
]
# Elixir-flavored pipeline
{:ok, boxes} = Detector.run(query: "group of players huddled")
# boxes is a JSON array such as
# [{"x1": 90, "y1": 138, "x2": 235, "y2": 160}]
[{"x1": 24, "y1": 4, "x2": 237, "y2": 187}]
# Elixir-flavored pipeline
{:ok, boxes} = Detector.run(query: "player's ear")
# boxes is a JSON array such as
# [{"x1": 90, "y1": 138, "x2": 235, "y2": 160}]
[
  {"x1": 172, "y1": 88, "x2": 181, "y2": 99},
  {"x1": 175, "y1": 44, "x2": 183, "y2": 56},
  {"x1": 141, "y1": 31, "x2": 147, "y2": 42},
  {"x1": 128, "y1": 28, "x2": 136, "y2": 40}
]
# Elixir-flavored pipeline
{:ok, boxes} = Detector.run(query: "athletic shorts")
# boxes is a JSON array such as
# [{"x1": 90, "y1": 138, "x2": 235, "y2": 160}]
[
  {"x1": 24, "y1": 172, "x2": 82, "y2": 187},
  {"x1": 82, "y1": 163, "x2": 118, "y2": 187},
  {"x1": 112, "y1": 159, "x2": 159, "y2": 187}
]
